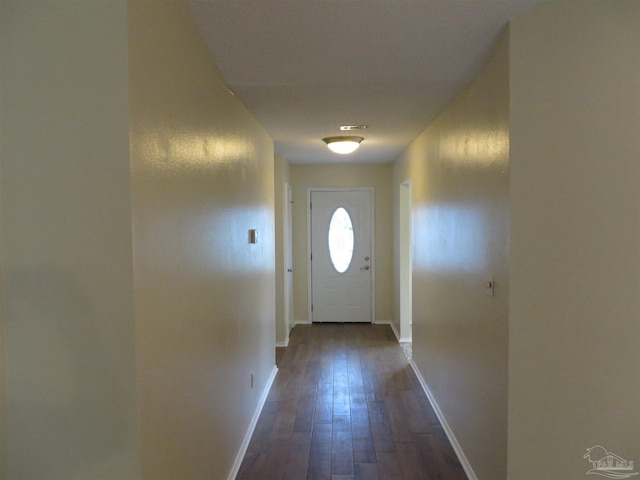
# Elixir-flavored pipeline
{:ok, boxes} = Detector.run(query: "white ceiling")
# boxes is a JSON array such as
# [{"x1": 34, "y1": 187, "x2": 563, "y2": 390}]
[{"x1": 188, "y1": 0, "x2": 543, "y2": 164}]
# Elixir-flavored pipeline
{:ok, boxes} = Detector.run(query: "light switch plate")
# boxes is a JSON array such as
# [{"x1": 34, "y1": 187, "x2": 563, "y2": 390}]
[{"x1": 484, "y1": 276, "x2": 495, "y2": 296}]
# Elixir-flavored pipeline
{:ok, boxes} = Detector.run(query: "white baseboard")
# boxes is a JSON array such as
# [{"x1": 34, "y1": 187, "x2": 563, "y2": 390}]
[
  {"x1": 227, "y1": 365, "x2": 278, "y2": 480},
  {"x1": 295, "y1": 319, "x2": 311, "y2": 325},
  {"x1": 383, "y1": 320, "x2": 412, "y2": 343},
  {"x1": 389, "y1": 321, "x2": 400, "y2": 340},
  {"x1": 276, "y1": 338, "x2": 289, "y2": 347},
  {"x1": 388, "y1": 321, "x2": 401, "y2": 341},
  {"x1": 372, "y1": 319, "x2": 391, "y2": 325},
  {"x1": 408, "y1": 359, "x2": 478, "y2": 480}
]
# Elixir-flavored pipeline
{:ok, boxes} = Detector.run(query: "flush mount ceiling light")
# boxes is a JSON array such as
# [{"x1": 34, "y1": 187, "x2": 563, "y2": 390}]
[{"x1": 322, "y1": 136, "x2": 364, "y2": 155}]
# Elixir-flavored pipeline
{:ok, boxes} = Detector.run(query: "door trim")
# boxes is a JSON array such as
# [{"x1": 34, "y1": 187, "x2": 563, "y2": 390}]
[
  {"x1": 307, "y1": 187, "x2": 375, "y2": 323},
  {"x1": 284, "y1": 182, "x2": 294, "y2": 336},
  {"x1": 399, "y1": 180, "x2": 412, "y2": 342}
]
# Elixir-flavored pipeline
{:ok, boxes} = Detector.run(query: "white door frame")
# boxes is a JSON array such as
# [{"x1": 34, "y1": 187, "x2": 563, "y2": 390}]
[
  {"x1": 284, "y1": 182, "x2": 294, "y2": 335},
  {"x1": 399, "y1": 180, "x2": 412, "y2": 341},
  {"x1": 307, "y1": 187, "x2": 375, "y2": 323}
]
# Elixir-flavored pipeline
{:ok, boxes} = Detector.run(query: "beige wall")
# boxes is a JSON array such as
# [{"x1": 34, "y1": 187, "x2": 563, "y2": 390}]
[
  {"x1": 274, "y1": 155, "x2": 291, "y2": 344},
  {"x1": 508, "y1": 2, "x2": 640, "y2": 478},
  {"x1": 392, "y1": 3, "x2": 640, "y2": 479},
  {"x1": 290, "y1": 163, "x2": 393, "y2": 324},
  {"x1": 392, "y1": 31, "x2": 510, "y2": 480},
  {"x1": 0, "y1": 2, "x2": 139, "y2": 478},
  {"x1": 128, "y1": 3, "x2": 275, "y2": 480},
  {"x1": 0, "y1": 7, "x2": 5, "y2": 469}
]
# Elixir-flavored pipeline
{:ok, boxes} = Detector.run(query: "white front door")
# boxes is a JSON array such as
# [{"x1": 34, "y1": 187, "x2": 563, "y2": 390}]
[{"x1": 310, "y1": 189, "x2": 373, "y2": 323}]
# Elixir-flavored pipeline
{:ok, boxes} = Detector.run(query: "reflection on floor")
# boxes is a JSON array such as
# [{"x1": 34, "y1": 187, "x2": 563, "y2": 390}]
[
  {"x1": 399, "y1": 342, "x2": 412, "y2": 360},
  {"x1": 238, "y1": 323, "x2": 467, "y2": 480}
]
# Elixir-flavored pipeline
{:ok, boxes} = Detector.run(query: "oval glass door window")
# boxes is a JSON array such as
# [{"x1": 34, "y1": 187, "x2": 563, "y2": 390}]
[{"x1": 328, "y1": 207, "x2": 354, "y2": 273}]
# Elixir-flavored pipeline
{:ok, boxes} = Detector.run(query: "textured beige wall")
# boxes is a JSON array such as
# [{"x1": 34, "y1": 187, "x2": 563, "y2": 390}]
[
  {"x1": 274, "y1": 155, "x2": 291, "y2": 344},
  {"x1": 290, "y1": 163, "x2": 393, "y2": 323},
  {"x1": 393, "y1": 31, "x2": 510, "y2": 480},
  {"x1": 128, "y1": 3, "x2": 275, "y2": 479},
  {"x1": 0, "y1": 184, "x2": 4, "y2": 480},
  {"x1": 508, "y1": 2, "x2": 640, "y2": 478},
  {"x1": 0, "y1": 11, "x2": 5, "y2": 467},
  {"x1": 0, "y1": 2, "x2": 139, "y2": 478}
]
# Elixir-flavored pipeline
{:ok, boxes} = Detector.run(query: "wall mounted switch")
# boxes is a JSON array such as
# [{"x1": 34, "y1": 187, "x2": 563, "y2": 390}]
[{"x1": 484, "y1": 276, "x2": 495, "y2": 296}]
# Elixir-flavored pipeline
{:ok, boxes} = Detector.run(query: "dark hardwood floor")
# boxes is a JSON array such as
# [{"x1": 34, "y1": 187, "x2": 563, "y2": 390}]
[{"x1": 237, "y1": 323, "x2": 467, "y2": 480}]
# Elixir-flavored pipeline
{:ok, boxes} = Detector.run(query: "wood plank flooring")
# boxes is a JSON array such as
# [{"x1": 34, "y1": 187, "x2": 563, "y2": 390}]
[{"x1": 237, "y1": 323, "x2": 467, "y2": 480}]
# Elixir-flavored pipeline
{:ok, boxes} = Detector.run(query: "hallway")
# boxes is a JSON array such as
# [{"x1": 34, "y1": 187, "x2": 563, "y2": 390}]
[{"x1": 237, "y1": 324, "x2": 467, "y2": 480}]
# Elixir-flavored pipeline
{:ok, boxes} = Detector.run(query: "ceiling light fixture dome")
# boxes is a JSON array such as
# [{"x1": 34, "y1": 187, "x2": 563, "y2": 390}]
[{"x1": 322, "y1": 136, "x2": 364, "y2": 155}]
